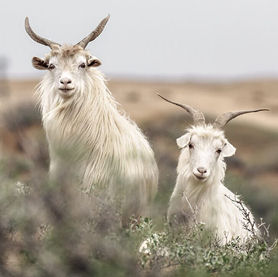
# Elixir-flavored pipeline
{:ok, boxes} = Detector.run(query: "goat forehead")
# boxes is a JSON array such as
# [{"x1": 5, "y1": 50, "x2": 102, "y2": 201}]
[
  {"x1": 51, "y1": 44, "x2": 84, "y2": 56},
  {"x1": 49, "y1": 53, "x2": 87, "y2": 68},
  {"x1": 190, "y1": 133, "x2": 224, "y2": 149},
  {"x1": 49, "y1": 45, "x2": 90, "y2": 63}
]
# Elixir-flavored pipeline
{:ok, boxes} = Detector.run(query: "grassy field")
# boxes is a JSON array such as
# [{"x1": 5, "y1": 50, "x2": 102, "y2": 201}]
[{"x1": 0, "y1": 79, "x2": 277, "y2": 276}]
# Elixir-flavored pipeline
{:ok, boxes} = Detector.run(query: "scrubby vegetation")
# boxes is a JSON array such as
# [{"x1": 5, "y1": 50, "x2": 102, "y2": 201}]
[
  {"x1": 0, "y1": 176, "x2": 277, "y2": 277},
  {"x1": 0, "y1": 104, "x2": 277, "y2": 276},
  {"x1": 0, "y1": 174, "x2": 277, "y2": 277}
]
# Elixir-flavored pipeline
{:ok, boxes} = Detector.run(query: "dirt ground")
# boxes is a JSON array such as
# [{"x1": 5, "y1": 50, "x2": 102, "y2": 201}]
[{"x1": 3, "y1": 78, "x2": 278, "y2": 130}]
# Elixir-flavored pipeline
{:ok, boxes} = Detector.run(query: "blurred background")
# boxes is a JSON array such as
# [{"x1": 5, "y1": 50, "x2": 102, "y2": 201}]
[{"x1": 0, "y1": 0, "x2": 278, "y2": 257}]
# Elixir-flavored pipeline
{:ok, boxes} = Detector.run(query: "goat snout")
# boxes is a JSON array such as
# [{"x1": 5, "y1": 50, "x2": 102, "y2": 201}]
[
  {"x1": 58, "y1": 76, "x2": 75, "y2": 97},
  {"x1": 58, "y1": 76, "x2": 75, "y2": 98},
  {"x1": 197, "y1": 167, "x2": 207, "y2": 174},
  {"x1": 60, "y1": 78, "x2": 72, "y2": 85},
  {"x1": 193, "y1": 166, "x2": 209, "y2": 181}
]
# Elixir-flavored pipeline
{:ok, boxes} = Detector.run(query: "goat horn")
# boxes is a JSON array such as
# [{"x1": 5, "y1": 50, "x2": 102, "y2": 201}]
[
  {"x1": 76, "y1": 15, "x2": 110, "y2": 49},
  {"x1": 25, "y1": 17, "x2": 60, "y2": 48},
  {"x1": 157, "y1": 94, "x2": 206, "y2": 125},
  {"x1": 213, "y1": 109, "x2": 270, "y2": 129}
]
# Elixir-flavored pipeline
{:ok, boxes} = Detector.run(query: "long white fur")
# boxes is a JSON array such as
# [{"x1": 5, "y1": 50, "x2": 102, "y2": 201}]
[
  {"x1": 168, "y1": 125, "x2": 259, "y2": 244},
  {"x1": 36, "y1": 47, "x2": 158, "y2": 220}
]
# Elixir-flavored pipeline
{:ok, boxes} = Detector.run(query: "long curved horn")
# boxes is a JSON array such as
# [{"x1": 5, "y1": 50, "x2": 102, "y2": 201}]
[
  {"x1": 76, "y1": 15, "x2": 110, "y2": 49},
  {"x1": 157, "y1": 94, "x2": 205, "y2": 125},
  {"x1": 25, "y1": 17, "x2": 60, "y2": 48},
  {"x1": 213, "y1": 109, "x2": 269, "y2": 129}
]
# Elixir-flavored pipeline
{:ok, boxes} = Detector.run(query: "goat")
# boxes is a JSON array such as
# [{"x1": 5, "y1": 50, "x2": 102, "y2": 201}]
[
  {"x1": 159, "y1": 94, "x2": 268, "y2": 244},
  {"x1": 24, "y1": 16, "x2": 158, "y2": 222}
]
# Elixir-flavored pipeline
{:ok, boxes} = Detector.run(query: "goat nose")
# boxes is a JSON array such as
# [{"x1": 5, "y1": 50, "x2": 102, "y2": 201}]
[
  {"x1": 60, "y1": 78, "x2": 72, "y2": 85},
  {"x1": 197, "y1": 167, "x2": 207, "y2": 174}
]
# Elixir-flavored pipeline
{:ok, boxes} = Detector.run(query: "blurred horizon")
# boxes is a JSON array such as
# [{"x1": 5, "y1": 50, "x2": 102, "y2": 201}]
[{"x1": 5, "y1": 74, "x2": 278, "y2": 84}]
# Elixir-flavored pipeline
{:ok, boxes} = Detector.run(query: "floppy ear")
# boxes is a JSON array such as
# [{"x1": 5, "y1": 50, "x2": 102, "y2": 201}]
[
  {"x1": 88, "y1": 56, "x2": 101, "y2": 67},
  {"x1": 176, "y1": 133, "x2": 191, "y2": 148},
  {"x1": 222, "y1": 140, "x2": 236, "y2": 157},
  {"x1": 32, "y1": 57, "x2": 49, "y2": 70}
]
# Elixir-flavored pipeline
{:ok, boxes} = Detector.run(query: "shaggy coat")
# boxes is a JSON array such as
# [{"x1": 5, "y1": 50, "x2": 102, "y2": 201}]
[{"x1": 36, "y1": 46, "x2": 158, "y2": 221}]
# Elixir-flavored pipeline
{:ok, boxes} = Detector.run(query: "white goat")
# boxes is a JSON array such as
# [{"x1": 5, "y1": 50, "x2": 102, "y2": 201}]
[
  {"x1": 159, "y1": 95, "x2": 268, "y2": 244},
  {"x1": 25, "y1": 16, "x2": 158, "y2": 222}
]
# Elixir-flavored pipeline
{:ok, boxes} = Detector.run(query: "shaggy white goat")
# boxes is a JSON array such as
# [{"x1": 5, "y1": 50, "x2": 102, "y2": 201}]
[
  {"x1": 159, "y1": 94, "x2": 268, "y2": 244},
  {"x1": 25, "y1": 16, "x2": 158, "y2": 222}
]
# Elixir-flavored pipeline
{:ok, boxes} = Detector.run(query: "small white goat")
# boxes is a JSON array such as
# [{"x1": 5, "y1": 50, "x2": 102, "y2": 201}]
[
  {"x1": 25, "y1": 16, "x2": 158, "y2": 222},
  {"x1": 159, "y1": 95, "x2": 268, "y2": 244}
]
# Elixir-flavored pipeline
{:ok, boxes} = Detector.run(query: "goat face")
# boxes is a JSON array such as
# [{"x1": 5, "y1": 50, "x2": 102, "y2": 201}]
[
  {"x1": 157, "y1": 94, "x2": 268, "y2": 183},
  {"x1": 177, "y1": 126, "x2": 236, "y2": 183},
  {"x1": 32, "y1": 45, "x2": 101, "y2": 99},
  {"x1": 25, "y1": 16, "x2": 109, "y2": 99}
]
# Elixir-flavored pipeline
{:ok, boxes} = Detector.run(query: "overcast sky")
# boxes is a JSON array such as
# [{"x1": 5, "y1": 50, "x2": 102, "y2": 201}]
[{"x1": 1, "y1": 0, "x2": 278, "y2": 80}]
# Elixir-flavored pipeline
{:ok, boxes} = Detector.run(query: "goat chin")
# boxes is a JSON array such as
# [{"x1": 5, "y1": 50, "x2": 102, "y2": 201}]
[{"x1": 37, "y1": 69, "x2": 158, "y2": 222}]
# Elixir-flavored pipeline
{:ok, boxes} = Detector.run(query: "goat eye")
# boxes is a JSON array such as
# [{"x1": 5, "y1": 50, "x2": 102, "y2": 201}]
[
  {"x1": 48, "y1": 64, "x2": 55, "y2": 70},
  {"x1": 216, "y1": 149, "x2": 222, "y2": 154},
  {"x1": 188, "y1": 143, "x2": 194, "y2": 149},
  {"x1": 79, "y1": 63, "x2": 86, "y2": 69}
]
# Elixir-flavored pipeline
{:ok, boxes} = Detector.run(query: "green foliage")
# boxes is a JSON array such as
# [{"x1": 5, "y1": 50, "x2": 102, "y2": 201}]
[
  {"x1": 133, "y1": 218, "x2": 277, "y2": 276},
  {"x1": 1, "y1": 171, "x2": 277, "y2": 277}
]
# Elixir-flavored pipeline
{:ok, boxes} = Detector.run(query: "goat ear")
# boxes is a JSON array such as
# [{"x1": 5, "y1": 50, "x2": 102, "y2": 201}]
[
  {"x1": 222, "y1": 140, "x2": 236, "y2": 157},
  {"x1": 176, "y1": 133, "x2": 191, "y2": 148},
  {"x1": 88, "y1": 56, "x2": 101, "y2": 67},
  {"x1": 32, "y1": 57, "x2": 49, "y2": 70}
]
